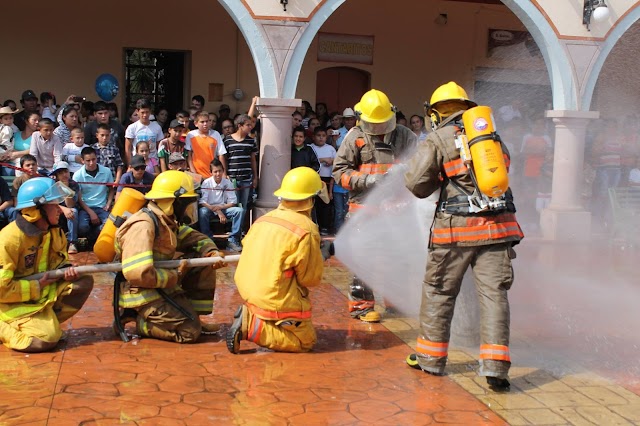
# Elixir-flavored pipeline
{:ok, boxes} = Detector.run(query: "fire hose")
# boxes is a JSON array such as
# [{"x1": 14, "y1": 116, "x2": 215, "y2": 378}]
[{"x1": 21, "y1": 255, "x2": 241, "y2": 343}]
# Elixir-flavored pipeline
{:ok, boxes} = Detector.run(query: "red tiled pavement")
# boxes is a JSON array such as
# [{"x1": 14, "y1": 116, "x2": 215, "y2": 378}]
[{"x1": 0, "y1": 251, "x2": 506, "y2": 425}]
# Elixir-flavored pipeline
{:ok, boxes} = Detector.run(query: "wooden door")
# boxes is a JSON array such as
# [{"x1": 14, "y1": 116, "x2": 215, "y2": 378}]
[{"x1": 316, "y1": 67, "x2": 370, "y2": 115}]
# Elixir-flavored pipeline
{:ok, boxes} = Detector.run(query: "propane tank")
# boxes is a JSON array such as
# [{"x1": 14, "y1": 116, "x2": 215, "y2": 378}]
[
  {"x1": 462, "y1": 106, "x2": 509, "y2": 197},
  {"x1": 94, "y1": 188, "x2": 147, "y2": 262}
]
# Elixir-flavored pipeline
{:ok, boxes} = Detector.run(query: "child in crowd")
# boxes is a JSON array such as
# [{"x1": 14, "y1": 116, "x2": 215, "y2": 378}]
[
  {"x1": 92, "y1": 123, "x2": 124, "y2": 185},
  {"x1": 29, "y1": 118, "x2": 62, "y2": 175},
  {"x1": 0, "y1": 107, "x2": 17, "y2": 176},
  {"x1": 186, "y1": 111, "x2": 227, "y2": 179},
  {"x1": 50, "y1": 161, "x2": 81, "y2": 254},
  {"x1": 175, "y1": 110, "x2": 190, "y2": 143},
  {"x1": 124, "y1": 98, "x2": 163, "y2": 165},
  {"x1": 62, "y1": 128, "x2": 89, "y2": 176},
  {"x1": 188, "y1": 106, "x2": 199, "y2": 130},
  {"x1": 115, "y1": 155, "x2": 155, "y2": 200},
  {"x1": 310, "y1": 126, "x2": 336, "y2": 235},
  {"x1": 157, "y1": 119, "x2": 187, "y2": 172},
  {"x1": 291, "y1": 126, "x2": 320, "y2": 171},
  {"x1": 12, "y1": 155, "x2": 38, "y2": 199},
  {"x1": 40, "y1": 92, "x2": 58, "y2": 122},
  {"x1": 135, "y1": 141, "x2": 160, "y2": 175}
]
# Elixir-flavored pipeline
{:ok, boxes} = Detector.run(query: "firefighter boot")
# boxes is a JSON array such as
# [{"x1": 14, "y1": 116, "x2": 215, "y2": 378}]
[
  {"x1": 226, "y1": 305, "x2": 244, "y2": 354},
  {"x1": 112, "y1": 308, "x2": 138, "y2": 337},
  {"x1": 486, "y1": 376, "x2": 510, "y2": 391},
  {"x1": 406, "y1": 353, "x2": 446, "y2": 376}
]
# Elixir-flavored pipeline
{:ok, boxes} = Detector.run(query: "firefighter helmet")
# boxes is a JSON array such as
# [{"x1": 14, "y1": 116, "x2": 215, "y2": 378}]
[
  {"x1": 355, "y1": 90, "x2": 397, "y2": 135},
  {"x1": 274, "y1": 167, "x2": 322, "y2": 201},
  {"x1": 15, "y1": 178, "x2": 74, "y2": 210},
  {"x1": 425, "y1": 81, "x2": 477, "y2": 127},
  {"x1": 145, "y1": 170, "x2": 197, "y2": 200}
]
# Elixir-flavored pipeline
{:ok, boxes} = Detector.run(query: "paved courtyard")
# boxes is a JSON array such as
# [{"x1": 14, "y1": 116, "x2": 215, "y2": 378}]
[{"x1": 1, "y1": 240, "x2": 639, "y2": 425}]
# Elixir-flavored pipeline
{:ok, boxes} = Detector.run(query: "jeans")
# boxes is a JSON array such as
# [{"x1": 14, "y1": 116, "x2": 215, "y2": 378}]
[
  {"x1": 60, "y1": 208, "x2": 79, "y2": 242},
  {"x1": 233, "y1": 179, "x2": 254, "y2": 230},
  {"x1": 78, "y1": 207, "x2": 110, "y2": 241},
  {"x1": 333, "y1": 191, "x2": 349, "y2": 232},
  {"x1": 198, "y1": 206, "x2": 244, "y2": 242}
]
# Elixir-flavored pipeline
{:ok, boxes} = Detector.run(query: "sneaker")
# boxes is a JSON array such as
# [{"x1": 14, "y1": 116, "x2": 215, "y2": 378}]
[
  {"x1": 68, "y1": 243, "x2": 78, "y2": 254},
  {"x1": 226, "y1": 305, "x2": 244, "y2": 354},
  {"x1": 406, "y1": 354, "x2": 446, "y2": 376},
  {"x1": 486, "y1": 376, "x2": 510, "y2": 391},
  {"x1": 227, "y1": 240, "x2": 243, "y2": 253},
  {"x1": 356, "y1": 310, "x2": 381, "y2": 323}
]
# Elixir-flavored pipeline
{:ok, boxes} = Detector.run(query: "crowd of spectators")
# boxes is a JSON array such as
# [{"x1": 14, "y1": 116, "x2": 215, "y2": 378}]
[{"x1": 0, "y1": 91, "x2": 261, "y2": 253}]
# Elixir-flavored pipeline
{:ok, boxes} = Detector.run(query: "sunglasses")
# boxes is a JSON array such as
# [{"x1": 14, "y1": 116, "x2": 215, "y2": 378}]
[{"x1": 133, "y1": 165, "x2": 146, "y2": 171}]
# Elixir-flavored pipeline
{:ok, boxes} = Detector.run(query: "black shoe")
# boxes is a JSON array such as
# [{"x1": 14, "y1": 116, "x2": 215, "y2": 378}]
[
  {"x1": 226, "y1": 305, "x2": 243, "y2": 354},
  {"x1": 112, "y1": 308, "x2": 138, "y2": 337},
  {"x1": 406, "y1": 353, "x2": 445, "y2": 376},
  {"x1": 486, "y1": 376, "x2": 510, "y2": 391}
]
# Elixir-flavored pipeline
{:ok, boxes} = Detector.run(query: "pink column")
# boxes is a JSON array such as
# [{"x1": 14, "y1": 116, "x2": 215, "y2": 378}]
[
  {"x1": 540, "y1": 110, "x2": 598, "y2": 241},
  {"x1": 253, "y1": 98, "x2": 301, "y2": 219}
]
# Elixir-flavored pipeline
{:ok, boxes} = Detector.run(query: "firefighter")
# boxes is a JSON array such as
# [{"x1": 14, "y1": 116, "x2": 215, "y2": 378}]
[
  {"x1": 332, "y1": 89, "x2": 417, "y2": 322},
  {"x1": 114, "y1": 170, "x2": 226, "y2": 343},
  {"x1": 0, "y1": 177, "x2": 94, "y2": 352},
  {"x1": 227, "y1": 167, "x2": 330, "y2": 354},
  {"x1": 403, "y1": 82, "x2": 524, "y2": 390}
]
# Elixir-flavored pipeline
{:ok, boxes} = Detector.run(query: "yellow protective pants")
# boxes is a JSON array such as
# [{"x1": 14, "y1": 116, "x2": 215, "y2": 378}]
[
  {"x1": 242, "y1": 305, "x2": 316, "y2": 353},
  {"x1": 0, "y1": 276, "x2": 94, "y2": 352}
]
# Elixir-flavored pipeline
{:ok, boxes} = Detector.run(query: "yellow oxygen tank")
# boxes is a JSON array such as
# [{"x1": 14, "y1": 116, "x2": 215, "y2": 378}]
[
  {"x1": 93, "y1": 188, "x2": 147, "y2": 263},
  {"x1": 462, "y1": 106, "x2": 509, "y2": 197}
]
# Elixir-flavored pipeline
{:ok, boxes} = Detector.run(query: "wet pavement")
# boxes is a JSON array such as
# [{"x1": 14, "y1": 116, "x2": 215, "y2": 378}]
[{"x1": 0, "y1": 241, "x2": 639, "y2": 425}]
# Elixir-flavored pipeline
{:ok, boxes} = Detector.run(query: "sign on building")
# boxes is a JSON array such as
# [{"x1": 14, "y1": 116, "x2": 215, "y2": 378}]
[{"x1": 317, "y1": 32, "x2": 374, "y2": 65}]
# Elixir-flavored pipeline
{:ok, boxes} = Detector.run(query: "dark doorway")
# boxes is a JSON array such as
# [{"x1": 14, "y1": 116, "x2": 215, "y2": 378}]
[
  {"x1": 316, "y1": 67, "x2": 370, "y2": 115},
  {"x1": 124, "y1": 49, "x2": 186, "y2": 115}
]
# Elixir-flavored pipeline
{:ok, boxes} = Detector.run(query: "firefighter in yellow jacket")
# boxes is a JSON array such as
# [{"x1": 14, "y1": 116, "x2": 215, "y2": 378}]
[
  {"x1": 0, "y1": 178, "x2": 93, "y2": 352},
  {"x1": 227, "y1": 167, "x2": 328, "y2": 354},
  {"x1": 114, "y1": 170, "x2": 225, "y2": 343},
  {"x1": 333, "y1": 89, "x2": 417, "y2": 322},
  {"x1": 404, "y1": 82, "x2": 524, "y2": 390}
]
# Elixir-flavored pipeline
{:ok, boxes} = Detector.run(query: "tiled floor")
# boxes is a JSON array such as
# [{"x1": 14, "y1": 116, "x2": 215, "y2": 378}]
[{"x1": 0, "y1": 241, "x2": 639, "y2": 425}]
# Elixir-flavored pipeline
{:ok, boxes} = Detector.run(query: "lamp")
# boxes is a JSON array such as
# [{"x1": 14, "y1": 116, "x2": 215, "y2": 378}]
[
  {"x1": 583, "y1": 0, "x2": 610, "y2": 31},
  {"x1": 280, "y1": 0, "x2": 288, "y2": 12}
]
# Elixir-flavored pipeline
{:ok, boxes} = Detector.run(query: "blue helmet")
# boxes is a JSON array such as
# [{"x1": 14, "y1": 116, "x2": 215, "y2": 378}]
[{"x1": 15, "y1": 178, "x2": 74, "y2": 210}]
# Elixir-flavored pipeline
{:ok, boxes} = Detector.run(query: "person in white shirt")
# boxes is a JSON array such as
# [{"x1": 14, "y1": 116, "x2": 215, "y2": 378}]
[
  {"x1": 61, "y1": 128, "x2": 89, "y2": 175},
  {"x1": 310, "y1": 126, "x2": 336, "y2": 235},
  {"x1": 124, "y1": 98, "x2": 163, "y2": 165},
  {"x1": 198, "y1": 159, "x2": 244, "y2": 252}
]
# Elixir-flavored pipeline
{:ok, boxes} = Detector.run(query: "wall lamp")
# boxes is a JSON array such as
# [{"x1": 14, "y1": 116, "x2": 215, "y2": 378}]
[
  {"x1": 583, "y1": 0, "x2": 610, "y2": 31},
  {"x1": 281, "y1": 0, "x2": 288, "y2": 12}
]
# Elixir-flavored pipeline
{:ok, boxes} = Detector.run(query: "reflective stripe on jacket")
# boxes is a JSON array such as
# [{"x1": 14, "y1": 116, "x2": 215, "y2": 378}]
[
  {"x1": 234, "y1": 205, "x2": 324, "y2": 321},
  {"x1": 404, "y1": 123, "x2": 523, "y2": 247},
  {"x1": 115, "y1": 201, "x2": 218, "y2": 308},
  {"x1": 333, "y1": 125, "x2": 417, "y2": 212},
  {"x1": 0, "y1": 216, "x2": 69, "y2": 321}
]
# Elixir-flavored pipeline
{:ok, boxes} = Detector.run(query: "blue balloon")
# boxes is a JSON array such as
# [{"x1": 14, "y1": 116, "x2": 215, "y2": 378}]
[{"x1": 95, "y1": 73, "x2": 119, "y2": 101}]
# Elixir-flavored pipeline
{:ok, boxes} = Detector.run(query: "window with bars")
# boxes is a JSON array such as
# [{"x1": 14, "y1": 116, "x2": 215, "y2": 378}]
[{"x1": 124, "y1": 49, "x2": 167, "y2": 110}]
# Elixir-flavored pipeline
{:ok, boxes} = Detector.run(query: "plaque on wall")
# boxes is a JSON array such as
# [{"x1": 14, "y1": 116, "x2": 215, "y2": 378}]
[{"x1": 317, "y1": 32, "x2": 374, "y2": 65}]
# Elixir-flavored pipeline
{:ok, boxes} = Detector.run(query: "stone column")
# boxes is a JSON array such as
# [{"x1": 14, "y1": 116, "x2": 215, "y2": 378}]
[
  {"x1": 253, "y1": 98, "x2": 300, "y2": 219},
  {"x1": 540, "y1": 110, "x2": 599, "y2": 241}
]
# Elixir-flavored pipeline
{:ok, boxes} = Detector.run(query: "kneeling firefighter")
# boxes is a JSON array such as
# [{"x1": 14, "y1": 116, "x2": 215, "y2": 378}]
[
  {"x1": 332, "y1": 89, "x2": 417, "y2": 322},
  {"x1": 114, "y1": 170, "x2": 226, "y2": 343},
  {"x1": 404, "y1": 82, "x2": 524, "y2": 390},
  {"x1": 0, "y1": 178, "x2": 94, "y2": 352},
  {"x1": 227, "y1": 167, "x2": 332, "y2": 354}
]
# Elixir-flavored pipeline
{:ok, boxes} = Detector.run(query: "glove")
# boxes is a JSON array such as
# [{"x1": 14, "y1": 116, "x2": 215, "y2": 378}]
[
  {"x1": 320, "y1": 241, "x2": 335, "y2": 261},
  {"x1": 205, "y1": 250, "x2": 227, "y2": 270},
  {"x1": 364, "y1": 173, "x2": 384, "y2": 189}
]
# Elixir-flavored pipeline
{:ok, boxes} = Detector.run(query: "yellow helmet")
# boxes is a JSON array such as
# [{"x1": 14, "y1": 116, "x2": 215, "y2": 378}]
[
  {"x1": 425, "y1": 81, "x2": 477, "y2": 127},
  {"x1": 356, "y1": 89, "x2": 396, "y2": 124},
  {"x1": 145, "y1": 170, "x2": 197, "y2": 200},
  {"x1": 274, "y1": 167, "x2": 322, "y2": 201}
]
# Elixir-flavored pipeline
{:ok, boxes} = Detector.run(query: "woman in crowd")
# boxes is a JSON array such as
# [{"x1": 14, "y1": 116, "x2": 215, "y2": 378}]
[
  {"x1": 315, "y1": 102, "x2": 330, "y2": 128},
  {"x1": 155, "y1": 105, "x2": 169, "y2": 135},
  {"x1": 409, "y1": 114, "x2": 428, "y2": 143},
  {"x1": 53, "y1": 105, "x2": 80, "y2": 145},
  {"x1": 12, "y1": 112, "x2": 40, "y2": 175}
]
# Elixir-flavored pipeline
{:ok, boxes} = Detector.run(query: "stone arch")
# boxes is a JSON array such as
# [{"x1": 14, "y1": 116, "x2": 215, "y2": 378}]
[
  {"x1": 219, "y1": 0, "x2": 576, "y2": 110},
  {"x1": 581, "y1": 5, "x2": 640, "y2": 111}
]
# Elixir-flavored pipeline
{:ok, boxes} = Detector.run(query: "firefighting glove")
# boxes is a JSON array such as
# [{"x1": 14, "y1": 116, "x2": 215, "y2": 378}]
[
  {"x1": 320, "y1": 241, "x2": 335, "y2": 261},
  {"x1": 205, "y1": 250, "x2": 227, "y2": 269},
  {"x1": 364, "y1": 173, "x2": 383, "y2": 189}
]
